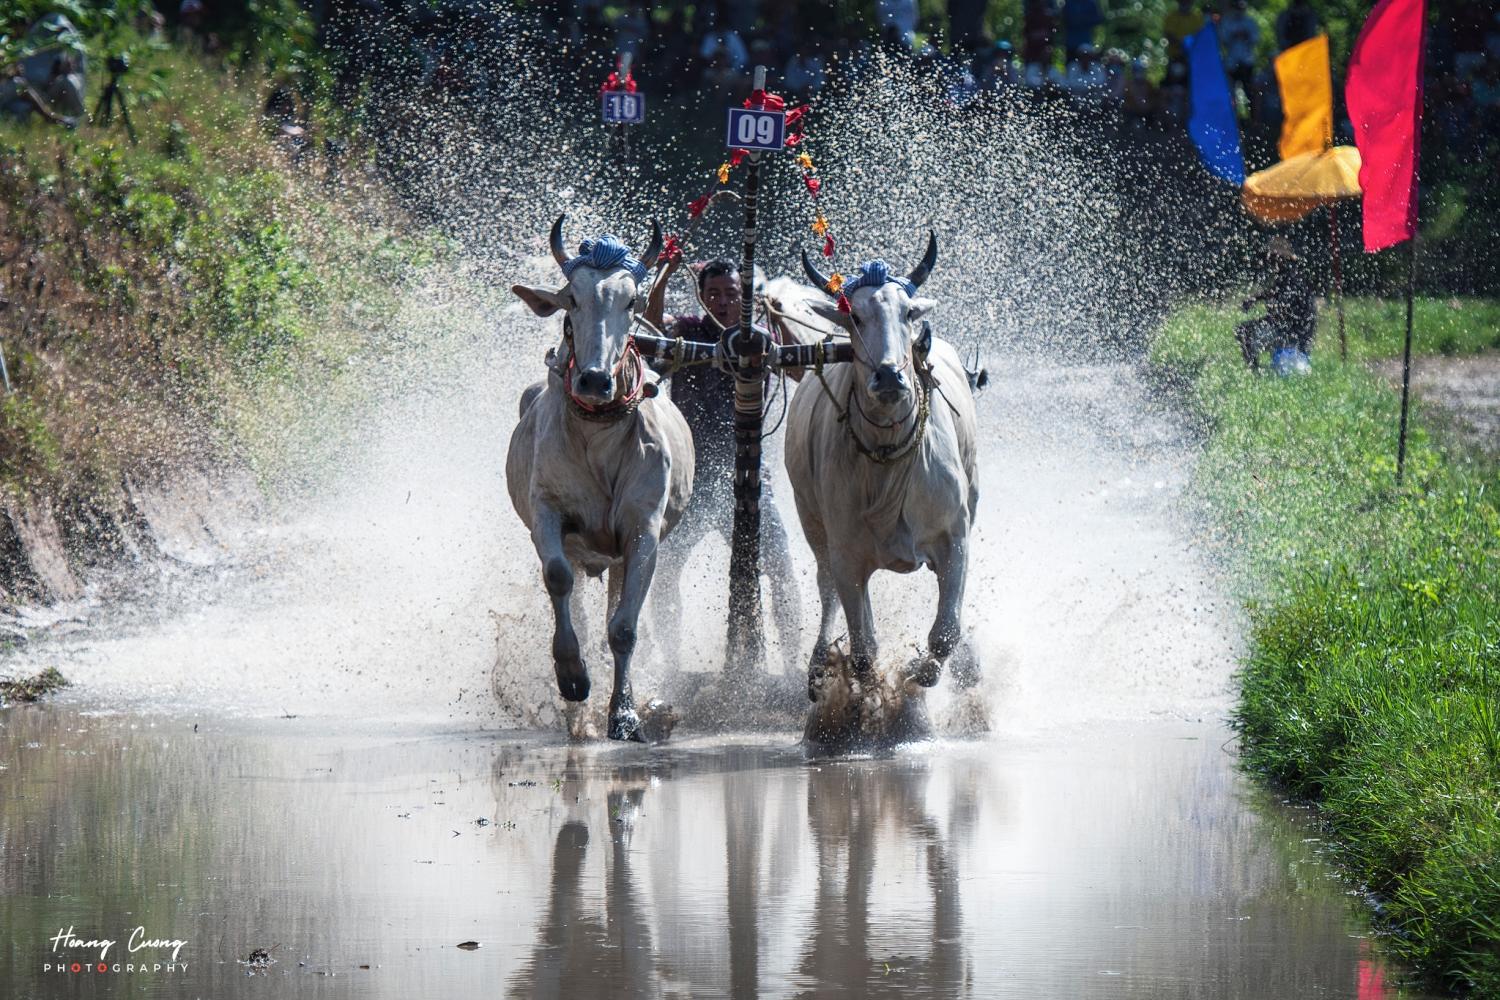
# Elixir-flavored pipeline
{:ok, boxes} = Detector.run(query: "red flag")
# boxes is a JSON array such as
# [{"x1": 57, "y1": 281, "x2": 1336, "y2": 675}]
[{"x1": 1345, "y1": 0, "x2": 1425, "y2": 252}]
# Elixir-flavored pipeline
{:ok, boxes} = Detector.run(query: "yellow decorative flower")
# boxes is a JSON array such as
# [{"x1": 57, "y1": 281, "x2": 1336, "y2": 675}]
[
  {"x1": 810, "y1": 214, "x2": 830, "y2": 237},
  {"x1": 826, "y1": 272, "x2": 844, "y2": 293},
  {"x1": 717, "y1": 162, "x2": 731, "y2": 184},
  {"x1": 797, "y1": 152, "x2": 815, "y2": 171}
]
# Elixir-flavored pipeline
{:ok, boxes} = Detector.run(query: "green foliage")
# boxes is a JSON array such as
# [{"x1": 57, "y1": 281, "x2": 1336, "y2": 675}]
[
  {"x1": 0, "y1": 43, "x2": 433, "y2": 499},
  {"x1": 1153, "y1": 301, "x2": 1500, "y2": 995},
  {"x1": 2, "y1": 0, "x2": 324, "y2": 88},
  {"x1": 1, "y1": 0, "x2": 148, "y2": 69}
]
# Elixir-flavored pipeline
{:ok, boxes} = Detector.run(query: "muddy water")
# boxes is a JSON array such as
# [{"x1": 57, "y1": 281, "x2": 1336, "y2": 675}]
[
  {"x1": 1, "y1": 705, "x2": 1428, "y2": 999},
  {"x1": 0, "y1": 359, "x2": 1437, "y2": 997}
]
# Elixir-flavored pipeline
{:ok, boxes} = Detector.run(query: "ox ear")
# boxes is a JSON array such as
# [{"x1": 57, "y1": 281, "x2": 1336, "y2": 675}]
[
  {"x1": 907, "y1": 296, "x2": 938, "y2": 321},
  {"x1": 807, "y1": 299, "x2": 854, "y2": 330},
  {"x1": 511, "y1": 284, "x2": 570, "y2": 317}
]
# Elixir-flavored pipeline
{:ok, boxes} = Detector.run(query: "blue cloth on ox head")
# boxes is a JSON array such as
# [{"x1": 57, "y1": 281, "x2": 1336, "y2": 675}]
[
  {"x1": 560, "y1": 234, "x2": 648, "y2": 284},
  {"x1": 841, "y1": 259, "x2": 916, "y2": 297}
]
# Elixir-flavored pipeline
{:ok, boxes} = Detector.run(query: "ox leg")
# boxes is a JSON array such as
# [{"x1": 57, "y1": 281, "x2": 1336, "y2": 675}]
[
  {"x1": 832, "y1": 554, "x2": 878, "y2": 684},
  {"x1": 807, "y1": 556, "x2": 842, "y2": 702},
  {"x1": 909, "y1": 536, "x2": 969, "y2": 688},
  {"x1": 534, "y1": 505, "x2": 589, "y2": 702},
  {"x1": 605, "y1": 527, "x2": 661, "y2": 743}
]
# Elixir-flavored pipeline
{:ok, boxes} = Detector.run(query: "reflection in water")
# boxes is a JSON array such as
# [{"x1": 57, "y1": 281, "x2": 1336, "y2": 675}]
[
  {"x1": 0, "y1": 708, "x2": 1439, "y2": 1000},
  {"x1": 508, "y1": 762, "x2": 665, "y2": 999},
  {"x1": 792, "y1": 762, "x2": 969, "y2": 997}
]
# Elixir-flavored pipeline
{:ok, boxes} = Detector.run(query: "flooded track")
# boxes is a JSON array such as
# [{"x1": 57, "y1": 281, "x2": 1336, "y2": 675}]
[
  {"x1": 0, "y1": 357, "x2": 1437, "y2": 997},
  {"x1": 1, "y1": 710, "x2": 1431, "y2": 999}
]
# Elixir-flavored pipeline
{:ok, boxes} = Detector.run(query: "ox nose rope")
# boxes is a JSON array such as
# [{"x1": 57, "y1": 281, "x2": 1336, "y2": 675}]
[
  {"x1": 796, "y1": 298, "x2": 932, "y2": 464},
  {"x1": 559, "y1": 314, "x2": 650, "y2": 423}
]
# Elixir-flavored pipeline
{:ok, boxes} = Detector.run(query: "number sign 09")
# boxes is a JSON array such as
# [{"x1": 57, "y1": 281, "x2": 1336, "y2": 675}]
[{"x1": 726, "y1": 108, "x2": 785, "y2": 151}]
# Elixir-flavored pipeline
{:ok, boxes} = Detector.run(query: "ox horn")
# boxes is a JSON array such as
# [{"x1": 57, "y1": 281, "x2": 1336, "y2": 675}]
[
  {"x1": 802, "y1": 247, "x2": 835, "y2": 294},
  {"x1": 549, "y1": 213, "x2": 569, "y2": 269},
  {"x1": 639, "y1": 219, "x2": 664, "y2": 270},
  {"x1": 907, "y1": 229, "x2": 938, "y2": 289}
]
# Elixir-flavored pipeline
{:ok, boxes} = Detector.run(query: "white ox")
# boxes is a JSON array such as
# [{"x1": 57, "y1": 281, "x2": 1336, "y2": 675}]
[
  {"x1": 786, "y1": 235, "x2": 979, "y2": 699},
  {"x1": 509, "y1": 216, "x2": 694, "y2": 742}
]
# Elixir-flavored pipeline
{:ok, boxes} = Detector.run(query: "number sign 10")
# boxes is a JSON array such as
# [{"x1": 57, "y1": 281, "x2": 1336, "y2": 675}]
[
  {"x1": 726, "y1": 108, "x2": 785, "y2": 151},
  {"x1": 602, "y1": 90, "x2": 645, "y2": 125}
]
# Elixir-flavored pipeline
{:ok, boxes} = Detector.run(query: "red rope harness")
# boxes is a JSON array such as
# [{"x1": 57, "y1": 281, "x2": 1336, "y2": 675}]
[{"x1": 563, "y1": 334, "x2": 647, "y2": 420}]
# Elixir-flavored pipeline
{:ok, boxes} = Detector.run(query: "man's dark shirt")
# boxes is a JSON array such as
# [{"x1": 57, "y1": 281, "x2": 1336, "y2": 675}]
[
  {"x1": 668, "y1": 316, "x2": 736, "y2": 477},
  {"x1": 1265, "y1": 263, "x2": 1316, "y2": 340}
]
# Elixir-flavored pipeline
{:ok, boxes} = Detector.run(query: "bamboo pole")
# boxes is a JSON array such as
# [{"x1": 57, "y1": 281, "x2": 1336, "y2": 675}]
[{"x1": 725, "y1": 65, "x2": 769, "y2": 669}]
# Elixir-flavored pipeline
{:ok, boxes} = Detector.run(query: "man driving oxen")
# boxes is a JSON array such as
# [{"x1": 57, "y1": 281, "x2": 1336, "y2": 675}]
[{"x1": 643, "y1": 254, "x2": 804, "y2": 682}]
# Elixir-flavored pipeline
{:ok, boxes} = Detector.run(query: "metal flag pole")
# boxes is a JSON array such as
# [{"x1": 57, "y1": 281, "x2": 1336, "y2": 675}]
[
  {"x1": 617, "y1": 52, "x2": 632, "y2": 161},
  {"x1": 725, "y1": 65, "x2": 770, "y2": 670},
  {"x1": 1329, "y1": 204, "x2": 1347, "y2": 361},
  {"x1": 1396, "y1": 236, "x2": 1416, "y2": 485}
]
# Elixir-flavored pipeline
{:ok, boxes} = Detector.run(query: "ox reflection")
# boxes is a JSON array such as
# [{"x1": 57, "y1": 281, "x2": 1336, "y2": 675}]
[{"x1": 502, "y1": 749, "x2": 973, "y2": 998}]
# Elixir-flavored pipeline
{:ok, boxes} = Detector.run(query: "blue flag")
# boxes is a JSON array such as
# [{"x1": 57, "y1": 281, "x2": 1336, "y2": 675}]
[{"x1": 1185, "y1": 24, "x2": 1246, "y2": 184}]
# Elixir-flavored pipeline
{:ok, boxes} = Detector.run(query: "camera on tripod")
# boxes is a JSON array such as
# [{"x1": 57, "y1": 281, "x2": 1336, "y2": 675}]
[{"x1": 94, "y1": 51, "x2": 137, "y2": 144}]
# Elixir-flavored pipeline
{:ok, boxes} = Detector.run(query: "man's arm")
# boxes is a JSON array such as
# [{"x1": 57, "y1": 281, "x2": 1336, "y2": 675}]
[{"x1": 644, "y1": 255, "x2": 682, "y2": 331}]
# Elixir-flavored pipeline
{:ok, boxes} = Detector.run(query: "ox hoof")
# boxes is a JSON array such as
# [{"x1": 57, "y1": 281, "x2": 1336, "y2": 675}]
[
  {"x1": 554, "y1": 659, "x2": 590, "y2": 702},
  {"x1": 607, "y1": 693, "x2": 645, "y2": 743},
  {"x1": 905, "y1": 655, "x2": 943, "y2": 688}
]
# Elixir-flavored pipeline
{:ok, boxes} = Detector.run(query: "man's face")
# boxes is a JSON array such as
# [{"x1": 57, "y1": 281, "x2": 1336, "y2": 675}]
[{"x1": 702, "y1": 272, "x2": 741, "y2": 328}]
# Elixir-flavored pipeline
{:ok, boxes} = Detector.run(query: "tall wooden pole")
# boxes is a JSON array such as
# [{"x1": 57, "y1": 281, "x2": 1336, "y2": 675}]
[
  {"x1": 726, "y1": 65, "x2": 769, "y2": 669},
  {"x1": 1396, "y1": 237, "x2": 1416, "y2": 485}
]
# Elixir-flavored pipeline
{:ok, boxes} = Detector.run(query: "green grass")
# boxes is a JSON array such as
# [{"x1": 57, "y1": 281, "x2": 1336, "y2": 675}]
[
  {"x1": 1332, "y1": 297, "x2": 1500, "y2": 361},
  {"x1": 0, "y1": 41, "x2": 438, "y2": 503},
  {"x1": 1154, "y1": 300, "x2": 1500, "y2": 997}
]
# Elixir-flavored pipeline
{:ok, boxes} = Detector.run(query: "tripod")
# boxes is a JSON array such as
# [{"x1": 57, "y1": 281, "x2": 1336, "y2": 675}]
[{"x1": 93, "y1": 55, "x2": 137, "y2": 145}]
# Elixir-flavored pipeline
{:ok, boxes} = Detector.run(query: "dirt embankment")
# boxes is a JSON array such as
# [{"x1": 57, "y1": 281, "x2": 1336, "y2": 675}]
[
  {"x1": 1377, "y1": 352, "x2": 1500, "y2": 456},
  {"x1": 0, "y1": 466, "x2": 261, "y2": 625}
]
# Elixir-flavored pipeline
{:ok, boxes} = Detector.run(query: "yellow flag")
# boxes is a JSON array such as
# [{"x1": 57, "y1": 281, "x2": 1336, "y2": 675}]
[{"x1": 1276, "y1": 34, "x2": 1334, "y2": 160}]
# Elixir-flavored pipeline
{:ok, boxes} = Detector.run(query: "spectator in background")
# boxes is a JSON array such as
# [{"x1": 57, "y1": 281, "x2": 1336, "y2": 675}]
[
  {"x1": 1237, "y1": 235, "x2": 1317, "y2": 374},
  {"x1": 1163, "y1": 0, "x2": 1204, "y2": 73},
  {"x1": 698, "y1": 23, "x2": 748, "y2": 80},
  {"x1": 1065, "y1": 43, "x2": 1107, "y2": 98},
  {"x1": 978, "y1": 40, "x2": 1020, "y2": 92},
  {"x1": 1023, "y1": 0, "x2": 1059, "y2": 73},
  {"x1": 949, "y1": 0, "x2": 987, "y2": 52},
  {"x1": 877, "y1": 0, "x2": 918, "y2": 49},
  {"x1": 1252, "y1": 61, "x2": 1281, "y2": 124},
  {"x1": 1474, "y1": 58, "x2": 1500, "y2": 135},
  {"x1": 784, "y1": 47, "x2": 825, "y2": 94},
  {"x1": 1219, "y1": 0, "x2": 1259, "y2": 110},
  {"x1": 177, "y1": 0, "x2": 204, "y2": 42},
  {"x1": 1102, "y1": 48, "x2": 1128, "y2": 107},
  {"x1": 1449, "y1": 0, "x2": 1493, "y2": 77},
  {"x1": 1062, "y1": 0, "x2": 1103, "y2": 63},
  {"x1": 1275, "y1": 0, "x2": 1319, "y2": 51},
  {"x1": 614, "y1": 4, "x2": 648, "y2": 57},
  {"x1": 1123, "y1": 57, "x2": 1156, "y2": 124},
  {"x1": 1160, "y1": 60, "x2": 1189, "y2": 120}
]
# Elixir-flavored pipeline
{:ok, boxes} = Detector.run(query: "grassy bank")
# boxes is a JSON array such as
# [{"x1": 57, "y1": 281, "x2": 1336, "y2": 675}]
[
  {"x1": 1154, "y1": 297, "x2": 1500, "y2": 995},
  {"x1": 1, "y1": 36, "x2": 438, "y2": 517}
]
